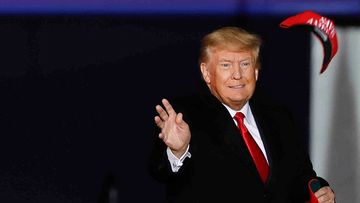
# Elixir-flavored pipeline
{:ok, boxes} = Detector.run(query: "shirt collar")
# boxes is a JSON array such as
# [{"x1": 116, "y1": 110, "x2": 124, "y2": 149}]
[
  {"x1": 223, "y1": 102, "x2": 251, "y2": 120},
  {"x1": 223, "y1": 102, "x2": 258, "y2": 128}
]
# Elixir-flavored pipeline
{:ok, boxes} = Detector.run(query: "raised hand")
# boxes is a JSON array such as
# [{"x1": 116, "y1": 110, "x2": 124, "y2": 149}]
[{"x1": 154, "y1": 99, "x2": 191, "y2": 158}]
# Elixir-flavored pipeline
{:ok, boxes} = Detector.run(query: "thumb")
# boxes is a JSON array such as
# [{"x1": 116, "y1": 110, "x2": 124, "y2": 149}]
[
  {"x1": 176, "y1": 112, "x2": 185, "y2": 126},
  {"x1": 308, "y1": 179, "x2": 321, "y2": 203}
]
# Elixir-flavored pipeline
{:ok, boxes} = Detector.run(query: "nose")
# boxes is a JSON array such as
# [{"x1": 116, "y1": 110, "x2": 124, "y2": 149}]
[{"x1": 232, "y1": 67, "x2": 242, "y2": 79}]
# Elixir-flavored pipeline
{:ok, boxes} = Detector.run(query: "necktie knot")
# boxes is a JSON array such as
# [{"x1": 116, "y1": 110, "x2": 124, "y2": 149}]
[{"x1": 234, "y1": 112, "x2": 245, "y2": 126}]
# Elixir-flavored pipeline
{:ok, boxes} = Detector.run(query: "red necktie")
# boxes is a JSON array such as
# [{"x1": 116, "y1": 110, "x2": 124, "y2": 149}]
[{"x1": 234, "y1": 112, "x2": 269, "y2": 183}]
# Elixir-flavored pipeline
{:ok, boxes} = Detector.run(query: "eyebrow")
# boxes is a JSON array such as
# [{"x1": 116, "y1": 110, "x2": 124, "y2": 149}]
[
  {"x1": 240, "y1": 57, "x2": 251, "y2": 62},
  {"x1": 218, "y1": 57, "x2": 251, "y2": 62},
  {"x1": 219, "y1": 58, "x2": 232, "y2": 61}
]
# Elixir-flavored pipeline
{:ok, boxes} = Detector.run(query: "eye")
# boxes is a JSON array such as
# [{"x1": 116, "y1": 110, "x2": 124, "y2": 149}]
[
  {"x1": 220, "y1": 62, "x2": 231, "y2": 69},
  {"x1": 240, "y1": 61, "x2": 252, "y2": 69}
]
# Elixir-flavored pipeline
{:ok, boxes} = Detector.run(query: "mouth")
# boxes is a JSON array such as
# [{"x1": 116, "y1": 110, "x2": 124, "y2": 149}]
[{"x1": 229, "y1": 84, "x2": 245, "y2": 89}]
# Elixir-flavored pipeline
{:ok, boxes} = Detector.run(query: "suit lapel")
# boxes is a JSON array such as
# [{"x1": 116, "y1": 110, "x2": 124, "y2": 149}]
[
  {"x1": 201, "y1": 93, "x2": 261, "y2": 179},
  {"x1": 250, "y1": 101, "x2": 281, "y2": 186}
]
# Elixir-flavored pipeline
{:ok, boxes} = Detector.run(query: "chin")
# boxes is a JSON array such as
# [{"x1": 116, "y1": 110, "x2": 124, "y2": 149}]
[{"x1": 229, "y1": 95, "x2": 248, "y2": 102}]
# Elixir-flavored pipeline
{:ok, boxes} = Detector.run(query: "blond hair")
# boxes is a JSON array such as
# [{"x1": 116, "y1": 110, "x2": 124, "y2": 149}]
[{"x1": 199, "y1": 27, "x2": 262, "y2": 69}]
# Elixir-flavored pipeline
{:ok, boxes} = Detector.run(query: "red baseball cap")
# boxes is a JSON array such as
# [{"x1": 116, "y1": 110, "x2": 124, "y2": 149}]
[{"x1": 280, "y1": 11, "x2": 338, "y2": 74}]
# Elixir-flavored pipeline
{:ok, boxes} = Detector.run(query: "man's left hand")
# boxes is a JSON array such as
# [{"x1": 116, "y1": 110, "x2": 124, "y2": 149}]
[{"x1": 315, "y1": 186, "x2": 335, "y2": 203}]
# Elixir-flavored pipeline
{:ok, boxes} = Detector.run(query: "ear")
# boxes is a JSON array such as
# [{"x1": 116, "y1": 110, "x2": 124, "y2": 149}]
[
  {"x1": 255, "y1": 68, "x2": 259, "y2": 81},
  {"x1": 200, "y1": 63, "x2": 211, "y2": 84}
]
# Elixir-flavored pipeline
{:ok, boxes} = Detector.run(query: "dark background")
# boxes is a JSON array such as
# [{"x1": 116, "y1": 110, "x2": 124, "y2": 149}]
[{"x1": 0, "y1": 14, "x2": 340, "y2": 202}]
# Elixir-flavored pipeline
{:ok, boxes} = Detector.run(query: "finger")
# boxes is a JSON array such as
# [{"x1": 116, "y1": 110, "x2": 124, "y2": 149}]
[
  {"x1": 159, "y1": 133, "x2": 164, "y2": 139},
  {"x1": 159, "y1": 132, "x2": 167, "y2": 142},
  {"x1": 162, "y1": 99, "x2": 176, "y2": 116},
  {"x1": 317, "y1": 195, "x2": 330, "y2": 203},
  {"x1": 315, "y1": 187, "x2": 335, "y2": 203},
  {"x1": 176, "y1": 112, "x2": 184, "y2": 125},
  {"x1": 315, "y1": 187, "x2": 330, "y2": 198},
  {"x1": 156, "y1": 104, "x2": 169, "y2": 121},
  {"x1": 317, "y1": 195, "x2": 333, "y2": 203},
  {"x1": 154, "y1": 116, "x2": 164, "y2": 129}
]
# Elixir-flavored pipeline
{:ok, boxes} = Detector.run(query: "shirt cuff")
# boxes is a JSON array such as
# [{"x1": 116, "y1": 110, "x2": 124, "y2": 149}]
[{"x1": 166, "y1": 145, "x2": 191, "y2": 172}]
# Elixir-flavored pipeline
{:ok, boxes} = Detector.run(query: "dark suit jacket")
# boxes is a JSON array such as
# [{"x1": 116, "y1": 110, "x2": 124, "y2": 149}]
[{"x1": 149, "y1": 91, "x2": 328, "y2": 203}]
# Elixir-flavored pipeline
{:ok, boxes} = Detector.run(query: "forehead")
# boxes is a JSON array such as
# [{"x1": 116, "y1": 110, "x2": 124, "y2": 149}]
[{"x1": 209, "y1": 48, "x2": 252, "y2": 61}]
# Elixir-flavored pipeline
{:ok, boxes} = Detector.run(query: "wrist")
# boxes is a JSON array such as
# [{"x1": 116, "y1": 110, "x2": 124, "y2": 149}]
[{"x1": 171, "y1": 145, "x2": 189, "y2": 159}]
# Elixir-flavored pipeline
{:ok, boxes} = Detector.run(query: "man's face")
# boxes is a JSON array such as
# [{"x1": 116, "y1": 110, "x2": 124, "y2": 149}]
[{"x1": 201, "y1": 48, "x2": 258, "y2": 111}]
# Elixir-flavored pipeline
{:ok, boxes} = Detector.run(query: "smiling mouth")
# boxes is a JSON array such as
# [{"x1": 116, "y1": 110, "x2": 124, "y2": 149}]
[{"x1": 229, "y1": 84, "x2": 245, "y2": 89}]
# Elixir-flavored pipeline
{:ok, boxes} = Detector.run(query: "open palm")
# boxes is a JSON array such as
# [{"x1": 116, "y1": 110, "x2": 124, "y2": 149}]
[{"x1": 154, "y1": 99, "x2": 191, "y2": 158}]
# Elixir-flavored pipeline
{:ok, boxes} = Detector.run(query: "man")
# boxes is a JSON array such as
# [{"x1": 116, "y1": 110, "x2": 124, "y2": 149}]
[{"x1": 149, "y1": 27, "x2": 335, "y2": 203}]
